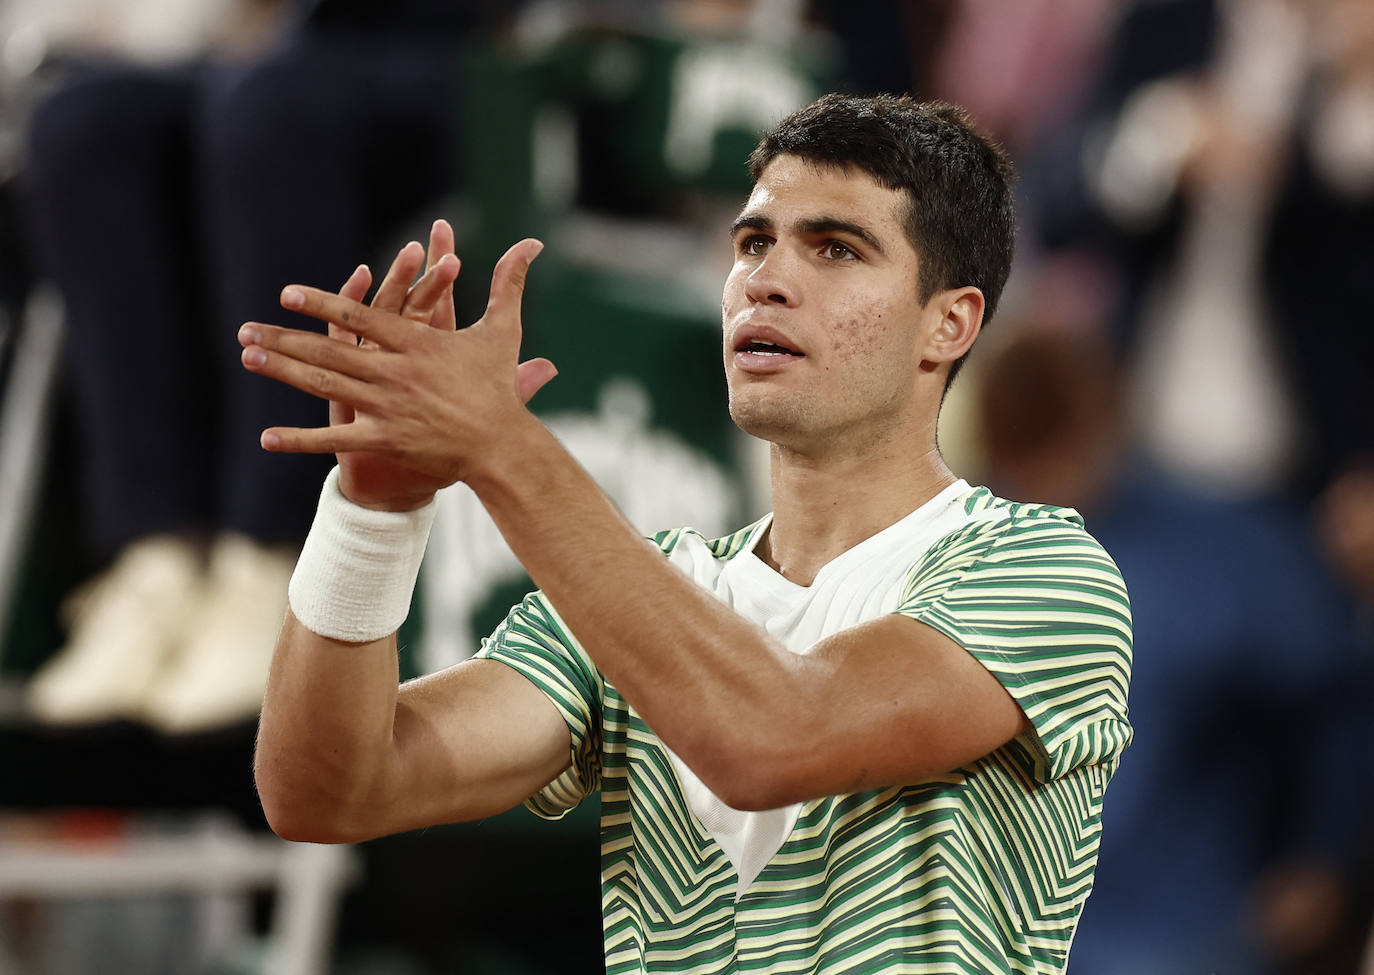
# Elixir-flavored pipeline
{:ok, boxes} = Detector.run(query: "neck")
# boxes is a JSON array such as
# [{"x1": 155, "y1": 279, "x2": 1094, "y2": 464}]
[{"x1": 757, "y1": 432, "x2": 958, "y2": 587}]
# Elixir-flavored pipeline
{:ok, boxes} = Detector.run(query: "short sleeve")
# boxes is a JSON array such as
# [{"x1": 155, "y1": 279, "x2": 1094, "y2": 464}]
[
  {"x1": 475, "y1": 591, "x2": 604, "y2": 818},
  {"x1": 897, "y1": 511, "x2": 1133, "y2": 781}
]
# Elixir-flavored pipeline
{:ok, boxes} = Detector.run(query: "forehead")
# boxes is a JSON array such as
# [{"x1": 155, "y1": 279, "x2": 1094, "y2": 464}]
[{"x1": 740, "y1": 155, "x2": 911, "y2": 240}]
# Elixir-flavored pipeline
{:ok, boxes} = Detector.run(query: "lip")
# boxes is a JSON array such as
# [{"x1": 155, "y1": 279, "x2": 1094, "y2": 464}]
[
  {"x1": 730, "y1": 324, "x2": 807, "y2": 374},
  {"x1": 732, "y1": 324, "x2": 803, "y2": 355}
]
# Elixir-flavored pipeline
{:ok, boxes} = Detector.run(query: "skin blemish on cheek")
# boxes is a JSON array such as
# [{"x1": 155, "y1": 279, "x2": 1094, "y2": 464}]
[{"x1": 830, "y1": 315, "x2": 882, "y2": 360}]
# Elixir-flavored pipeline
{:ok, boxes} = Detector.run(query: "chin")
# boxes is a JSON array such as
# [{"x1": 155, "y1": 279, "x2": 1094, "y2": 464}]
[
  {"x1": 728, "y1": 398, "x2": 781, "y2": 437},
  {"x1": 728, "y1": 397, "x2": 813, "y2": 448}
]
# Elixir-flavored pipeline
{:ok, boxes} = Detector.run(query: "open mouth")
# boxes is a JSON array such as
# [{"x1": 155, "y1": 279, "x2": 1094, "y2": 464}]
[
  {"x1": 740, "y1": 339, "x2": 802, "y2": 357},
  {"x1": 731, "y1": 327, "x2": 805, "y2": 371}
]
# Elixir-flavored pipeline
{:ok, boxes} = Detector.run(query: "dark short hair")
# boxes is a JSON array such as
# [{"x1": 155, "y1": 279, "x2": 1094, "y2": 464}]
[{"x1": 749, "y1": 93, "x2": 1016, "y2": 386}]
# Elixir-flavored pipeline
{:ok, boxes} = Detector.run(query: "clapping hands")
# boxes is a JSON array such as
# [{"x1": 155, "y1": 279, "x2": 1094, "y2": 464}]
[{"x1": 238, "y1": 219, "x2": 557, "y2": 511}]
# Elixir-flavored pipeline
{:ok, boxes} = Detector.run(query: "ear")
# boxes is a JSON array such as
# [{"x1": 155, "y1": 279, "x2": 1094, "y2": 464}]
[{"x1": 920, "y1": 286, "x2": 984, "y2": 366}]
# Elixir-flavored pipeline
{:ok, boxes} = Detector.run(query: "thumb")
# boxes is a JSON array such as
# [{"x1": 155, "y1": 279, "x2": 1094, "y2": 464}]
[
  {"x1": 516, "y1": 357, "x2": 558, "y2": 403},
  {"x1": 484, "y1": 238, "x2": 544, "y2": 327}
]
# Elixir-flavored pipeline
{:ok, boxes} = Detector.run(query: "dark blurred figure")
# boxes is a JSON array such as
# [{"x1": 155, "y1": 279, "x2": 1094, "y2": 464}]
[
  {"x1": 977, "y1": 326, "x2": 1373, "y2": 974},
  {"x1": 808, "y1": 0, "x2": 956, "y2": 98},
  {"x1": 19, "y1": 0, "x2": 509, "y2": 733},
  {"x1": 1026, "y1": 0, "x2": 1374, "y2": 503},
  {"x1": 1017, "y1": 4, "x2": 1374, "y2": 960}
]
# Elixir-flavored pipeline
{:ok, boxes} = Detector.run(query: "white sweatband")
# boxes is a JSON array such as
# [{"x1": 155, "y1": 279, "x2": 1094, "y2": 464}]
[{"x1": 288, "y1": 466, "x2": 438, "y2": 643}]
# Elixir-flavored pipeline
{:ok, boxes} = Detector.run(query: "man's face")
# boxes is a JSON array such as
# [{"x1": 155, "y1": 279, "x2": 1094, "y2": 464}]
[{"x1": 722, "y1": 155, "x2": 931, "y2": 454}]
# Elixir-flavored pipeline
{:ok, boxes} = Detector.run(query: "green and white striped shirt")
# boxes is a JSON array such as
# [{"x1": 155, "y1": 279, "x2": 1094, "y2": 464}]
[{"x1": 477, "y1": 482, "x2": 1132, "y2": 973}]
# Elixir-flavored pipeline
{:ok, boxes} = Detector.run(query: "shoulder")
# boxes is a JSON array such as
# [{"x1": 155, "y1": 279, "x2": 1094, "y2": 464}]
[
  {"x1": 921, "y1": 487, "x2": 1119, "y2": 577},
  {"x1": 651, "y1": 516, "x2": 770, "y2": 561},
  {"x1": 902, "y1": 487, "x2": 1130, "y2": 645},
  {"x1": 961, "y1": 485, "x2": 1087, "y2": 533}
]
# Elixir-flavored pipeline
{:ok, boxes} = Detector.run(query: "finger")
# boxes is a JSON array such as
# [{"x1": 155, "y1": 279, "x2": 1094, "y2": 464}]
[
  {"x1": 280, "y1": 285, "x2": 416, "y2": 351},
  {"x1": 432, "y1": 283, "x2": 458, "y2": 332},
  {"x1": 331, "y1": 392, "x2": 355, "y2": 431},
  {"x1": 481, "y1": 238, "x2": 544, "y2": 329},
  {"x1": 515, "y1": 357, "x2": 558, "y2": 403},
  {"x1": 240, "y1": 322, "x2": 392, "y2": 383},
  {"x1": 425, "y1": 219, "x2": 459, "y2": 332},
  {"x1": 425, "y1": 219, "x2": 455, "y2": 272},
  {"x1": 401, "y1": 253, "x2": 460, "y2": 326},
  {"x1": 241, "y1": 341, "x2": 389, "y2": 414},
  {"x1": 331, "y1": 263, "x2": 371, "y2": 426},
  {"x1": 332, "y1": 263, "x2": 372, "y2": 346},
  {"x1": 339, "y1": 263, "x2": 372, "y2": 304},
  {"x1": 260, "y1": 422, "x2": 382, "y2": 455},
  {"x1": 372, "y1": 241, "x2": 426, "y2": 314}
]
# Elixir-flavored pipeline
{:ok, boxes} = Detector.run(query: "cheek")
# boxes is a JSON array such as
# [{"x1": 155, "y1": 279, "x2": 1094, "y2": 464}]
[
  {"x1": 721, "y1": 268, "x2": 748, "y2": 322},
  {"x1": 828, "y1": 304, "x2": 898, "y2": 362}
]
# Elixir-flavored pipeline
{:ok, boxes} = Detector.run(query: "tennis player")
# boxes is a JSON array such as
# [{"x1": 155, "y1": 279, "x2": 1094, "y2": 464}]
[{"x1": 241, "y1": 94, "x2": 1132, "y2": 974}]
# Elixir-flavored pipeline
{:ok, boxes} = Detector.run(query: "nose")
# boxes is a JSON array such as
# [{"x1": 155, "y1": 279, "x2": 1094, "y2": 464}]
[{"x1": 744, "y1": 249, "x2": 798, "y2": 307}]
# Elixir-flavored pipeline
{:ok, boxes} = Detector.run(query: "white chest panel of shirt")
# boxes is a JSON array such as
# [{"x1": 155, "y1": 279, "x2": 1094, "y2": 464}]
[{"x1": 662, "y1": 479, "x2": 988, "y2": 897}]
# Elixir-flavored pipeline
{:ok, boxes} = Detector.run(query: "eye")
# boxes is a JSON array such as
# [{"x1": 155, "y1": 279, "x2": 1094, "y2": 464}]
[
  {"x1": 739, "y1": 235, "x2": 772, "y2": 257},
  {"x1": 822, "y1": 240, "x2": 857, "y2": 261}
]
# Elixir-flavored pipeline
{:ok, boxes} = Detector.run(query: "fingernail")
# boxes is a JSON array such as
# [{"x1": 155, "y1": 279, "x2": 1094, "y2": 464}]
[
  {"x1": 243, "y1": 347, "x2": 266, "y2": 367},
  {"x1": 261, "y1": 431, "x2": 280, "y2": 449},
  {"x1": 281, "y1": 287, "x2": 304, "y2": 309},
  {"x1": 238, "y1": 324, "x2": 260, "y2": 345}
]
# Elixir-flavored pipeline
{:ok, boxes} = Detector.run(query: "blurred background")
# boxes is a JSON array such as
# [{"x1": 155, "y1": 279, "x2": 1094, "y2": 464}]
[{"x1": 0, "y1": 0, "x2": 1370, "y2": 972}]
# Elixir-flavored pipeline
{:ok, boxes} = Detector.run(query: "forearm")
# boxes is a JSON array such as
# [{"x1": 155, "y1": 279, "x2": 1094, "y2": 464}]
[
  {"x1": 253, "y1": 465, "x2": 435, "y2": 842},
  {"x1": 255, "y1": 467, "x2": 572, "y2": 840},
  {"x1": 254, "y1": 614, "x2": 404, "y2": 843},
  {"x1": 468, "y1": 415, "x2": 819, "y2": 803}
]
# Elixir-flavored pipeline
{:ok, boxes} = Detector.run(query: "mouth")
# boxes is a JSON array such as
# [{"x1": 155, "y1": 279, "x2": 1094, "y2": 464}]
[
  {"x1": 731, "y1": 326, "x2": 806, "y2": 374},
  {"x1": 738, "y1": 338, "x2": 803, "y2": 357},
  {"x1": 731, "y1": 326, "x2": 806, "y2": 368},
  {"x1": 732, "y1": 332, "x2": 806, "y2": 374}
]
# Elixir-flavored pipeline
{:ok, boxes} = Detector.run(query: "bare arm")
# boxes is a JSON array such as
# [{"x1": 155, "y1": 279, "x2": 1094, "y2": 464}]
[
  {"x1": 465, "y1": 423, "x2": 1028, "y2": 811},
  {"x1": 255, "y1": 616, "x2": 569, "y2": 843},
  {"x1": 251, "y1": 225, "x2": 567, "y2": 843},
  {"x1": 244, "y1": 233, "x2": 1026, "y2": 818}
]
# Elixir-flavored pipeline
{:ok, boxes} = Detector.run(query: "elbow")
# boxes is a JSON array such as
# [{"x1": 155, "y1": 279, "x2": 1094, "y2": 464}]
[
  {"x1": 711, "y1": 765, "x2": 800, "y2": 812},
  {"x1": 687, "y1": 732, "x2": 804, "y2": 813},
  {"x1": 714, "y1": 780, "x2": 788, "y2": 813},
  {"x1": 258, "y1": 796, "x2": 346, "y2": 845},
  {"x1": 258, "y1": 790, "x2": 367, "y2": 845},
  {"x1": 255, "y1": 761, "x2": 370, "y2": 845},
  {"x1": 256, "y1": 778, "x2": 332, "y2": 844}
]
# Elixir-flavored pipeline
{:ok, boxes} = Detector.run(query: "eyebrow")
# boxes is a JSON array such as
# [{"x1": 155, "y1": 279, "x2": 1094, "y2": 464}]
[
  {"x1": 729, "y1": 213, "x2": 773, "y2": 239},
  {"x1": 729, "y1": 213, "x2": 887, "y2": 256}
]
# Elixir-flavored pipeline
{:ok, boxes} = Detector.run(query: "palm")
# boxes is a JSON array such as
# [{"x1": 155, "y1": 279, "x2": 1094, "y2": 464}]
[
  {"x1": 331, "y1": 233, "x2": 460, "y2": 510},
  {"x1": 337, "y1": 448, "x2": 450, "y2": 510},
  {"x1": 253, "y1": 222, "x2": 557, "y2": 507}
]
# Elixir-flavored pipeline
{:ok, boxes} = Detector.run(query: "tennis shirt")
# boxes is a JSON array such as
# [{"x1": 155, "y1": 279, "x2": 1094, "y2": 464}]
[{"x1": 476, "y1": 481, "x2": 1133, "y2": 974}]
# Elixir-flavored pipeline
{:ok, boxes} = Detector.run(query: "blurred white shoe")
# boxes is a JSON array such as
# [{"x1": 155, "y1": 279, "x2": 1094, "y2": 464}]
[
  {"x1": 141, "y1": 533, "x2": 295, "y2": 735},
  {"x1": 26, "y1": 536, "x2": 202, "y2": 725}
]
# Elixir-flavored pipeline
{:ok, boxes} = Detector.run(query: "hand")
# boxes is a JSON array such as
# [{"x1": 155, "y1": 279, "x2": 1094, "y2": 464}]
[
  {"x1": 238, "y1": 223, "x2": 558, "y2": 510},
  {"x1": 326, "y1": 220, "x2": 462, "y2": 509}
]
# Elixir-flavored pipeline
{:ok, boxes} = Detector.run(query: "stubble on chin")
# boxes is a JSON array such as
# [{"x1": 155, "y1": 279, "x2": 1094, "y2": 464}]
[{"x1": 727, "y1": 384, "x2": 813, "y2": 448}]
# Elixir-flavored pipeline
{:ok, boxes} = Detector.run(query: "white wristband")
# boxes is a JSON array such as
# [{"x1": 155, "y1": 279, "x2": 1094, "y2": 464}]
[{"x1": 288, "y1": 466, "x2": 437, "y2": 643}]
